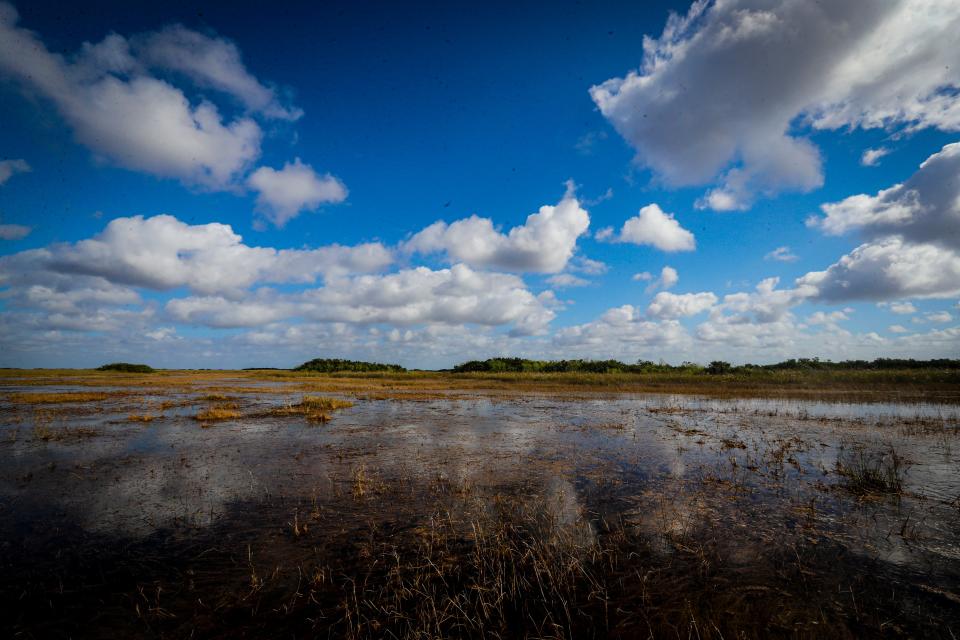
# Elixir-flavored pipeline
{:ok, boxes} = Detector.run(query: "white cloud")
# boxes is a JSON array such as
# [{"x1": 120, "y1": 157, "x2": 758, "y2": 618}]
[
  {"x1": 574, "y1": 130, "x2": 607, "y2": 155},
  {"x1": 0, "y1": 223, "x2": 30, "y2": 240},
  {"x1": 134, "y1": 24, "x2": 302, "y2": 121},
  {"x1": 553, "y1": 306, "x2": 689, "y2": 352},
  {"x1": 644, "y1": 265, "x2": 679, "y2": 293},
  {"x1": 924, "y1": 311, "x2": 953, "y2": 323},
  {"x1": 145, "y1": 326, "x2": 178, "y2": 341},
  {"x1": 569, "y1": 256, "x2": 608, "y2": 275},
  {"x1": 0, "y1": 4, "x2": 324, "y2": 198},
  {"x1": 860, "y1": 147, "x2": 890, "y2": 167},
  {"x1": 764, "y1": 246, "x2": 798, "y2": 262},
  {"x1": 591, "y1": 0, "x2": 960, "y2": 210},
  {"x1": 166, "y1": 294, "x2": 292, "y2": 328},
  {"x1": 799, "y1": 237, "x2": 960, "y2": 302},
  {"x1": 806, "y1": 310, "x2": 849, "y2": 326},
  {"x1": 888, "y1": 324, "x2": 909, "y2": 334},
  {"x1": 646, "y1": 291, "x2": 717, "y2": 319},
  {"x1": 0, "y1": 214, "x2": 392, "y2": 297},
  {"x1": 887, "y1": 301, "x2": 918, "y2": 315},
  {"x1": 404, "y1": 183, "x2": 590, "y2": 273},
  {"x1": 812, "y1": 142, "x2": 960, "y2": 249},
  {"x1": 248, "y1": 159, "x2": 348, "y2": 226},
  {"x1": 711, "y1": 277, "x2": 814, "y2": 324},
  {"x1": 546, "y1": 274, "x2": 589, "y2": 289},
  {"x1": 0, "y1": 5, "x2": 264, "y2": 189},
  {"x1": 0, "y1": 158, "x2": 29, "y2": 185},
  {"x1": 802, "y1": 143, "x2": 960, "y2": 302},
  {"x1": 167, "y1": 264, "x2": 556, "y2": 335},
  {"x1": 632, "y1": 271, "x2": 653, "y2": 282},
  {"x1": 607, "y1": 204, "x2": 695, "y2": 252}
]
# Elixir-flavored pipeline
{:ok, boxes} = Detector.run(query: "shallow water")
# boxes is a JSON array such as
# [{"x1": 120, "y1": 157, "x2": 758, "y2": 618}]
[{"x1": 1, "y1": 387, "x2": 958, "y2": 637}]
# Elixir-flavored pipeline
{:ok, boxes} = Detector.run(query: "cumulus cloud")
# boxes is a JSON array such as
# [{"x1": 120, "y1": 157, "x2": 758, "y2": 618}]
[
  {"x1": 569, "y1": 256, "x2": 608, "y2": 275},
  {"x1": 923, "y1": 311, "x2": 952, "y2": 323},
  {"x1": 798, "y1": 237, "x2": 960, "y2": 302},
  {"x1": 168, "y1": 265, "x2": 556, "y2": 335},
  {"x1": 802, "y1": 143, "x2": 960, "y2": 302},
  {"x1": 546, "y1": 274, "x2": 589, "y2": 289},
  {"x1": 606, "y1": 204, "x2": 695, "y2": 251},
  {"x1": 0, "y1": 214, "x2": 392, "y2": 297},
  {"x1": 0, "y1": 5, "x2": 265, "y2": 189},
  {"x1": 591, "y1": 0, "x2": 960, "y2": 210},
  {"x1": 404, "y1": 183, "x2": 590, "y2": 273},
  {"x1": 812, "y1": 142, "x2": 960, "y2": 249},
  {"x1": 0, "y1": 212, "x2": 558, "y2": 342},
  {"x1": 643, "y1": 266, "x2": 679, "y2": 293},
  {"x1": 248, "y1": 159, "x2": 348, "y2": 226},
  {"x1": 885, "y1": 301, "x2": 917, "y2": 315},
  {"x1": 134, "y1": 24, "x2": 302, "y2": 121},
  {"x1": 554, "y1": 305, "x2": 689, "y2": 351},
  {"x1": 860, "y1": 147, "x2": 890, "y2": 167},
  {"x1": 765, "y1": 246, "x2": 798, "y2": 262},
  {"x1": 805, "y1": 310, "x2": 849, "y2": 326},
  {"x1": 646, "y1": 291, "x2": 717, "y2": 319},
  {"x1": 0, "y1": 158, "x2": 29, "y2": 185},
  {"x1": 0, "y1": 3, "x2": 338, "y2": 205},
  {"x1": 889, "y1": 324, "x2": 909, "y2": 334}
]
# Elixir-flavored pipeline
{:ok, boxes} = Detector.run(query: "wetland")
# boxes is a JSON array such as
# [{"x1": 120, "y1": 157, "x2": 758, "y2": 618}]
[{"x1": 1, "y1": 369, "x2": 958, "y2": 638}]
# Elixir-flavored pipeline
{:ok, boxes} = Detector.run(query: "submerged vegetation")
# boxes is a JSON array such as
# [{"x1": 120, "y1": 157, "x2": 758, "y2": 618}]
[
  {"x1": 97, "y1": 362, "x2": 155, "y2": 373},
  {"x1": 294, "y1": 358, "x2": 406, "y2": 373},
  {"x1": 836, "y1": 445, "x2": 908, "y2": 495}
]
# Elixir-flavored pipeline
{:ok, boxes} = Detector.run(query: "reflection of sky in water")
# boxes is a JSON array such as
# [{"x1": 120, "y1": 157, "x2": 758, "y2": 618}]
[{"x1": 0, "y1": 390, "x2": 958, "y2": 575}]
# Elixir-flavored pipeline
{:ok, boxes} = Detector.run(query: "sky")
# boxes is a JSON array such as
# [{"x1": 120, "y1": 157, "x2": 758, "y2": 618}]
[{"x1": 0, "y1": 0, "x2": 958, "y2": 369}]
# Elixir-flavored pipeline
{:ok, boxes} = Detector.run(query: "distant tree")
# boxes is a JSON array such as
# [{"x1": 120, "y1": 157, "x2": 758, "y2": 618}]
[
  {"x1": 294, "y1": 358, "x2": 406, "y2": 373},
  {"x1": 97, "y1": 362, "x2": 155, "y2": 373},
  {"x1": 706, "y1": 361, "x2": 732, "y2": 375}
]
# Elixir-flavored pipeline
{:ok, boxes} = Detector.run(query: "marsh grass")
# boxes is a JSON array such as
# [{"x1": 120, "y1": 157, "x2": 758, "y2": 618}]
[
  {"x1": 262, "y1": 395, "x2": 354, "y2": 423},
  {"x1": 4, "y1": 367, "x2": 959, "y2": 403},
  {"x1": 30, "y1": 411, "x2": 98, "y2": 441},
  {"x1": 199, "y1": 393, "x2": 233, "y2": 402},
  {"x1": 836, "y1": 445, "x2": 907, "y2": 495},
  {"x1": 10, "y1": 391, "x2": 108, "y2": 404},
  {"x1": 192, "y1": 484, "x2": 955, "y2": 640},
  {"x1": 194, "y1": 404, "x2": 241, "y2": 422},
  {"x1": 127, "y1": 413, "x2": 159, "y2": 423}
]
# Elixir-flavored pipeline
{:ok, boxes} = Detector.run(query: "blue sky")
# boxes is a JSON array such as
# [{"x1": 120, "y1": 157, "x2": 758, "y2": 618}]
[{"x1": 0, "y1": 0, "x2": 958, "y2": 368}]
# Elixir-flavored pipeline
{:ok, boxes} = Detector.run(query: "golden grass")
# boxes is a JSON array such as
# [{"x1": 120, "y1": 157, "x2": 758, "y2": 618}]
[
  {"x1": 199, "y1": 393, "x2": 233, "y2": 401},
  {"x1": 299, "y1": 395, "x2": 354, "y2": 410},
  {"x1": 261, "y1": 395, "x2": 353, "y2": 423},
  {"x1": 9, "y1": 391, "x2": 109, "y2": 404},
  {"x1": 127, "y1": 413, "x2": 159, "y2": 423},
  {"x1": 2, "y1": 367, "x2": 958, "y2": 403},
  {"x1": 194, "y1": 404, "x2": 241, "y2": 422}
]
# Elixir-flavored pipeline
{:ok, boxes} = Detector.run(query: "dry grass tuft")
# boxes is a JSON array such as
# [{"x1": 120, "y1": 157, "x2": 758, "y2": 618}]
[
  {"x1": 299, "y1": 395, "x2": 354, "y2": 411},
  {"x1": 261, "y1": 395, "x2": 352, "y2": 423},
  {"x1": 199, "y1": 393, "x2": 232, "y2": 402},
  {"x1": 127, "y1": 413, "x2": 159, "y2": 423},
  {"x1": 194, "y1": 404, "x2": 241, "y2": 422}
]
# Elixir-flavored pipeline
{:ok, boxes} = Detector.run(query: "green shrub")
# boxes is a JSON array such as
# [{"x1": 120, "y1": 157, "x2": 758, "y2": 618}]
[
  {"x1": 97, "y1": 362, "x2": 155, "y2": 373},
  {"x1": 294, "y1": 358, "x2": 406, "y2": 373}
]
